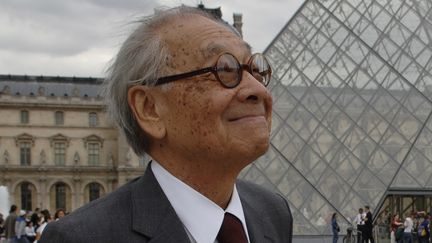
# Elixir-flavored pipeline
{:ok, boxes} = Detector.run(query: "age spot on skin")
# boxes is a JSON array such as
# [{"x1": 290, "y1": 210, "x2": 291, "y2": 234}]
[{"x1": 192, "y1": 86, "x2": 206, "y2": 94}]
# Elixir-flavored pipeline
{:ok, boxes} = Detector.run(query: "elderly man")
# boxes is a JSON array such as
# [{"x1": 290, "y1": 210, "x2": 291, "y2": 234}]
[{"x1": 40, "y1": 6, "x2": 292, "y2": 243}]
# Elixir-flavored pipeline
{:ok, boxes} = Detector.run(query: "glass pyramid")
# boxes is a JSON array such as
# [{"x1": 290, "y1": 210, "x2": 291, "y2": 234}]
[{"x1": 240, "y1": 0, "x2": 432, "y2": 236}]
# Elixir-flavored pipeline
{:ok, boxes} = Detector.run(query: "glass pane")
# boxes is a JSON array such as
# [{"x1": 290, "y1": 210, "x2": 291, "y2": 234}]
[
  {"x1": 242, "y1": 0, "x2": 432, "y2": 237},
  {"x1": 88, "y1": 143, "x2": 100, "y2": 166},
  {"x1": 89, "y1": 183, "x2": 100, "y2": 201},
  {"x1": 54, "y1": 143, "x2": 66, "y2": 165},
  {"x1": 56, "y1": 183, "x2": 66, "y2": 210},
  {"x1": 89, "y1": 112, "x2": 98, "y2": 127},
  {"x1": 20, "y1": 142, "x2": 31, "y2": 166},
  {"x1": 21, "y1": 182, "x2": 32, "y2": 211},
  {"x1": 55, "y1": 111, "x2": 64, "y2": 125},
  {"x1": 20, "y1": 110, "x2": 29, "y2": 124}
]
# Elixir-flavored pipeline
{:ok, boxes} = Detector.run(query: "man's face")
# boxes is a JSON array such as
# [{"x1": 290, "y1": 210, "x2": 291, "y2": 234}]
[{"x1": 154, "y1": 15, "x2": 272, "y2": 169}]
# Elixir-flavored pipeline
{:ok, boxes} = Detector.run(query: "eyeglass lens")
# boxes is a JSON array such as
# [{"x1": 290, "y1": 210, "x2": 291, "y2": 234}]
[
  {"x1": 215, "y1": 53, "x2": 271, "y2": 88},
  {"x1": 249, "y1": 54, "x2": 271, "y2": 86},
  {"x1": 216, "y1": 54, "x2": 241, "y2": 88}
]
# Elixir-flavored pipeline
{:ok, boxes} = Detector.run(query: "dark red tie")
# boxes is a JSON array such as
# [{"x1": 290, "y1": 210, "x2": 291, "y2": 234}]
[{"x1": 217, "y1": 212, "x2": 248, "y2": 243}]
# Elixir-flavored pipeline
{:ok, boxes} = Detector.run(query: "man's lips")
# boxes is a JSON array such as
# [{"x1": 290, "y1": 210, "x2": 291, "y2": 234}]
[{"x1": 228, "y1": 114, "x2": 267, "y2": 122}]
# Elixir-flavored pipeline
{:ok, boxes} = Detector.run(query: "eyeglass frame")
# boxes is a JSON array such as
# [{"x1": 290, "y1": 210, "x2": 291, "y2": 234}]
[{"x1": 149, "y1": 52, "x2": 272, "y2": 88}]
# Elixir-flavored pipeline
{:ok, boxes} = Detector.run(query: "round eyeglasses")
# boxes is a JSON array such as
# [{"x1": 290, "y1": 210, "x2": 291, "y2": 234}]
[{"x1": 152, "y1": 53, "x2": 272, "y2": 88}]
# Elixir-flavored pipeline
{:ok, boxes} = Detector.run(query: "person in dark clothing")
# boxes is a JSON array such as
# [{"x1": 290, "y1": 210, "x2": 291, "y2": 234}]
[
  {"x1": 0, "y1": 213, "x2": 4, "y2": 237},
  {"x1": 332, "y1": 213, "x2": 340, "y2": 243},
  {"x1": 418, "y1": 214, "x2": 430, "y2": 243},
  {"x1": 363, "y1": 205, "x2": 375, "y2": 243},
  {"x1": 39, "y1": 5, "x2": 292, "y2": 243},
  {"x1": 4, "y1": 205, "x2": 18, "y2": 242},
  {"x1": 30, "y1": 208, "x2": 40, "y2": 231}
]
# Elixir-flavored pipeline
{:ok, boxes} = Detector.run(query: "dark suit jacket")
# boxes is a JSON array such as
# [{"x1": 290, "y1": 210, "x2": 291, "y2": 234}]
[{"x1": 40, "y1": 165, "x2": 293, "y2": 243}]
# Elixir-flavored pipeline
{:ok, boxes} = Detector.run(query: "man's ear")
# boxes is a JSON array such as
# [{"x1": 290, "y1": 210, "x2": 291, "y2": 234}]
[{"x1": 127, "y1": 86, "x2": 166, "y2": 140}]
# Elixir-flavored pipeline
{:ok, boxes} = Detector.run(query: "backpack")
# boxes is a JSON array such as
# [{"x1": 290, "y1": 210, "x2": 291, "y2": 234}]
[{"x1": 418, "y1": 225, "x2": 427, "y2": 237}]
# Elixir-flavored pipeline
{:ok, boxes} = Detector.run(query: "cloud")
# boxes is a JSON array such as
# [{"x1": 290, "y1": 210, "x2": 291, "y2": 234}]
[
  {"x1": 0, "y1": 0, "x2": 157, "y2": 57},
  {"x1": 0, "y1": 0, "x2": 304, "y2": 76}
]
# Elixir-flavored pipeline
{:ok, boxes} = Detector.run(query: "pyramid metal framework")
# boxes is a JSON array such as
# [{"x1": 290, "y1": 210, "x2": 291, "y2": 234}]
[{"x1": 240, "y1": 0, "x2": 432, "y2": 235}]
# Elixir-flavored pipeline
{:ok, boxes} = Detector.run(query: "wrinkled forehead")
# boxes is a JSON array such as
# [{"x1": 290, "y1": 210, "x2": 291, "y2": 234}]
[
  {"x1": 201, "y1": 41, "x2": 252, "y2": 60},
  {"x1": 160, "y1": 14, "x2": 251, "y2": 61}
]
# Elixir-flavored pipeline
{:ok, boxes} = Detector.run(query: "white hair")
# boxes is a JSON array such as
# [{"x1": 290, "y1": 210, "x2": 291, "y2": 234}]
[{"x1": 102, "y1": 6, "x2": 237, "y2": 155}]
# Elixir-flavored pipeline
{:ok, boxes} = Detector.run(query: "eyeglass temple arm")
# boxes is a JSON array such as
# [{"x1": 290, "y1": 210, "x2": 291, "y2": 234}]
[{"x1": 154, "y1": 67, "x2": 216, "y2": 86}]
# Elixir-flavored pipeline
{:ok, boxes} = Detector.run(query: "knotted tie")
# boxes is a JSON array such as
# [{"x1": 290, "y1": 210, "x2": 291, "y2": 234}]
[{"x1": 217, "y1": 212, "x2": 248, "y2": 243}]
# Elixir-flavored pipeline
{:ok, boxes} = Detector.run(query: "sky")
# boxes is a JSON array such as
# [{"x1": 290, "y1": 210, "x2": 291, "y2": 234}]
[{"x1": 0, "y1": 0, "x2": 304, "y2": 77}]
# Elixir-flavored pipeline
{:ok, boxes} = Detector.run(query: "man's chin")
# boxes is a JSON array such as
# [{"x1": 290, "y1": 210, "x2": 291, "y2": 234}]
[{"x1": 237, "y1": 139, "x2": 270, "y2": 163}]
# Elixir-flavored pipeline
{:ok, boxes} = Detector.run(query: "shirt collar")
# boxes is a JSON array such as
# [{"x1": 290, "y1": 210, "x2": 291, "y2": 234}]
[{"x1": 151, "y1": 161, "x2": 250, "y2": 243}]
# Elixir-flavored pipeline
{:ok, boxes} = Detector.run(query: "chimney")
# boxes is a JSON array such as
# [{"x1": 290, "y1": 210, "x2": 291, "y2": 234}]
[{"x1": 233, "y1": 13, "x2": 243, "y2": 37}]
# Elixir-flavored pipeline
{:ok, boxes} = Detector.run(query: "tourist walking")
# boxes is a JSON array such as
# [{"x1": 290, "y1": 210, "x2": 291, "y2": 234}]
[
  {"x1": 354, "y1": 207, "x2": 365, "y2": 243},
  {"x1": 363, "y1": 206, "x2": 375, "y2": 243},
  {"x1": 4, "y1": 205, "x2": 18, "y2": 243},
  {"x1": 332, "y1": 213, "x2": 340, "y2": 243},
  {"x1": 34, "y1": 210, "x2": 51, "y2": 243},
  {"x1": 15, "y1": 210, "x2": 29, "y2": 243},
  {"x1": 30, "y1": 208, "x2": 39, "y2": 232},
  {"x1": 25, "y1": 221, "x2": 36, "y2": 243},
  {"x1": 417, "y1": 214, "x2": 429, "y2": 243},
  {"x1": 390, "y1": 214, "x2": 403, "y2": 243},
  {"x1": 404, "y1": 214, "x2": 414, "y2": 243}
]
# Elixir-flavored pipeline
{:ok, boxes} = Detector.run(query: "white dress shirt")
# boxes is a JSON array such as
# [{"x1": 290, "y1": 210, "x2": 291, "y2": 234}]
[
  {"x1": 404, "y1": 217, "x2": 413, "y2": 233},
  {"x1": 151, "y1": 161, "x2": 250, "y2": 243},
  {"x1": 353, "y1": 212, "x2": 366, "y2": 225}
]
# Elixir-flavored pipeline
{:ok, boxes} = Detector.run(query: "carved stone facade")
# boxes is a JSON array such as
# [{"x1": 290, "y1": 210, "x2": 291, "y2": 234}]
[{"x1": 0, "y1": 75, "x2": 147, "y2": 213}]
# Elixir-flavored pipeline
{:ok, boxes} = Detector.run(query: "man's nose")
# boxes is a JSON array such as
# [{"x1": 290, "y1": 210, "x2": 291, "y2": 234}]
[{"x1": 236, "y1": 70, "x2": 272, "y2": 104}]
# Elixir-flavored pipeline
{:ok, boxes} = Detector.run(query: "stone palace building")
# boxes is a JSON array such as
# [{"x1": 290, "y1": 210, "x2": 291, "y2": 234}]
[{"x1": 0, "y1": 75, "x2": 148, "y2": 213}]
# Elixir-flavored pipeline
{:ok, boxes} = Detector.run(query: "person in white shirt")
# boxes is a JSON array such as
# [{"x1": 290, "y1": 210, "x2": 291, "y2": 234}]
[
  {"x1": 34, "y1": 210, "x2": 51, "y2": 243},
  {"x1": 353, "y1": 208, "x2": 365, "y2": 243},
  {"x1": 25, "y1": 221, "x2": 36, "y2": 242},
  {"x1": 14, "y1": 210, "x2": 28, "y2": 243},
  {"x1": 404, "y1": 215, "x2": 414, "y2": 243}
]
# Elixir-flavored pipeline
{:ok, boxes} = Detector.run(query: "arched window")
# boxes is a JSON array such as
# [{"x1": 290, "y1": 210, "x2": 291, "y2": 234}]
[
  {"x1": 89, "y1": 183, "x2": 101, "y2": 201},
  {"x1": 55, "y1": 183, "x2": 67, "y2": 210},
  {"x1": 21, "y1": 182, "x2": 32, "y2": 211},
  {"x1": 55, "y1": 111, "x2": 64, "y2": 125}
]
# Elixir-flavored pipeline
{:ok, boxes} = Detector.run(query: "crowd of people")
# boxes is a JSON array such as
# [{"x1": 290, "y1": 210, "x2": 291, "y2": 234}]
[
  {"x1": 0, "y1": 205, "x2": 66, "y2": 243},
  {"x1": 351, "y1": 207, "x2": 431, "y2": 243},
  {"x1": 389, "y1": 211, "x2": 430, "y2": 243},
  {"x1": 329, "y1": 207, "x2": 432, "y2": 243}
]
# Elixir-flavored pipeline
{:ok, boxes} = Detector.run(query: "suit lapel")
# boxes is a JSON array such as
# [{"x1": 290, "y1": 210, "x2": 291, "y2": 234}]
[
  {"x1": 130, "y1": 164, "x2": 190, "y2": 243},
  {"x1": 238, "y1": 184, "x2": 277, "y2": 243}
]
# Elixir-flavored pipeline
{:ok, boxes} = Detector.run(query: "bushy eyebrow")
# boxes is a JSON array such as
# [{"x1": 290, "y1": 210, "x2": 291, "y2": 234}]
[{"x1": 201, "y1": 42, "x2": 252, "y2": 59}]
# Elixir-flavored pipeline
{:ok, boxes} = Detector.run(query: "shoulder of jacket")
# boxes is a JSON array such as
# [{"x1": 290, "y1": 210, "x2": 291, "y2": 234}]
[{"x1": 236, "y1": 179, "x2": 290, "y2": 210}]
